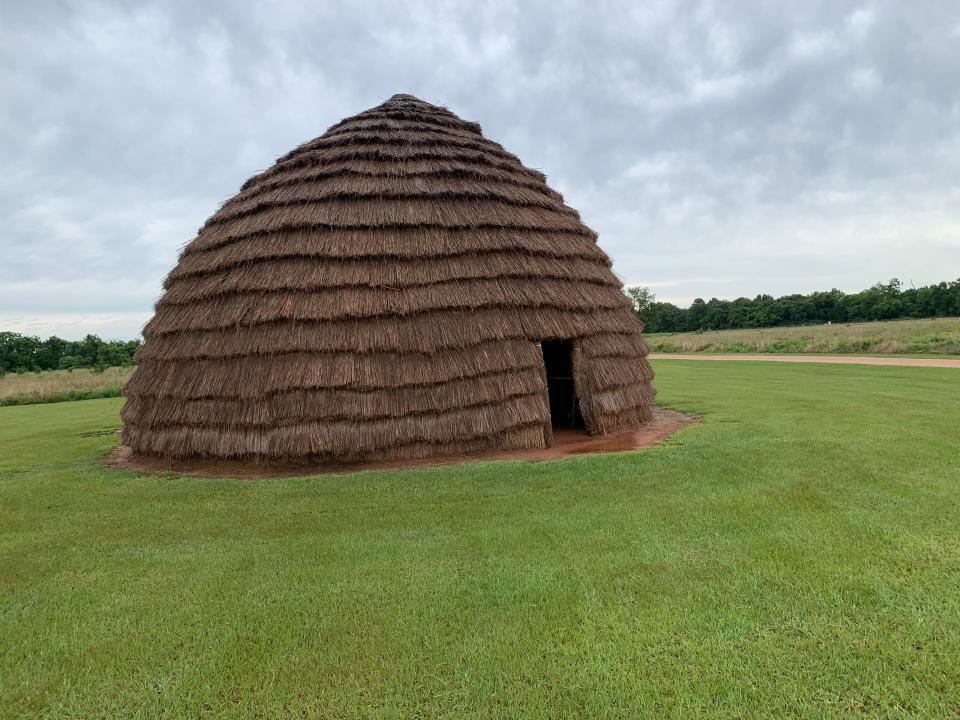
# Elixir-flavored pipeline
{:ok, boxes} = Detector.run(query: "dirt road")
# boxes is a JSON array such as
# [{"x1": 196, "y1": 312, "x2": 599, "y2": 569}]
[{"x1": 648, "y1": 354, "x2": 960, "y2": 368}]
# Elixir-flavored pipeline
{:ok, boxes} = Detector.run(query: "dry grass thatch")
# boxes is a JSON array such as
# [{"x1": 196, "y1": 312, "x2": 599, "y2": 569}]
[{"x1": 123, "y1": 94, "x2": 655, "y2": 463}]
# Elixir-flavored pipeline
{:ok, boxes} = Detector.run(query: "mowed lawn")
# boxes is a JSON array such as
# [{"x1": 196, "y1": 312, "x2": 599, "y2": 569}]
[{"x1": 1, "y1": 362, "x2": 959, "y2": 719}]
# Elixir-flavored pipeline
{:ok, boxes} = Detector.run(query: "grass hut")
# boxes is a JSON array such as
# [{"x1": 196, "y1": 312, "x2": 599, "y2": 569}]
[{"x1": 122, "y1": 94, "x2": 656, "y2": 464}]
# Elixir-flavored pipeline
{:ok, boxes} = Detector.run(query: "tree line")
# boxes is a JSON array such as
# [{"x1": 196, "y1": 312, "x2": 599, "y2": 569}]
[
  {"x1": 2, "y1": 276, "x2": 958, "y2": 372},
  {"x1": 627, "y1": 278, "x2": 960, "y2": 334},
  {"x1": 0, "y1": 333, "x2": 141, "y2": 374}
]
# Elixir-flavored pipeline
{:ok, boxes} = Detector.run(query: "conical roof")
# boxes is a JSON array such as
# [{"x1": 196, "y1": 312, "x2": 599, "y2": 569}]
[{"x1": 122, "y1": 94, "x2": 655, "y2": 463}]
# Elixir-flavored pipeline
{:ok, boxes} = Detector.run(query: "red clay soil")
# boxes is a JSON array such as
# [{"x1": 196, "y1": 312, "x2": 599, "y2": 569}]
[
  {"x1": 648, "y1": 353, "x2": 960, "y2": 368},
  {"x1": 106, "y1": 406, "x2": 697, "y2": 479}
]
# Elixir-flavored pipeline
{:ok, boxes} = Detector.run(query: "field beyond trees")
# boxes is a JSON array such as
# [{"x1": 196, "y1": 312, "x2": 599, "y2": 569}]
[
  {"x1": 0, "y1": 366, "x2": 134, "y2": 406},
  {"x1": 2, "y1": 361, "x2": 959, "y2": 718},
  {"x1": 647, "y1": 316, "x2": 960, "y2": 355}
]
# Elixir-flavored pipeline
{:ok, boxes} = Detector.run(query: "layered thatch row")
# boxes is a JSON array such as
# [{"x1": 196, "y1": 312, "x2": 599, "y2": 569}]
[
  {"x1": 237, "y1": 160, "x2": 557, "y2": 195},
  {"x1": 162, "y1": 253, "x2": 616, "y2": 303},
  {"x1": 123, "y1": 393, "x2": 551, "y2": 460},
  {"x1": 135, "y1": 310, "x2": 642, "y2": 359},
  {"x1": 166, "y1": 229, "x2": 610, "y2": 280},
  {"x1": 123, "y1": 94, "x2": 655, "y2": 463},
  {"x1": 188, "y1": 201, "x2": 587, "y2": 253},
  {"x1": 127, "y1": 338, "x2": 652, "y2": 399},
  {"x1": 145, "y1": 278, "x2": 628, "y2": 333}
]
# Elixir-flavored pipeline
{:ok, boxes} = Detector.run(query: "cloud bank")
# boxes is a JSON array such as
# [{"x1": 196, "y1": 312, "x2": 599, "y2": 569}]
[{"x1": 2, "y1": 0, "x2": 958, "y2": 338}]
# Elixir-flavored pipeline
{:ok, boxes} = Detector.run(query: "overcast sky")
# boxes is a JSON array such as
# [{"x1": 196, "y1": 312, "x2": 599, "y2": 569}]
[{"x1": 2, "y1": 1, "x2": 958, "y2": 340}]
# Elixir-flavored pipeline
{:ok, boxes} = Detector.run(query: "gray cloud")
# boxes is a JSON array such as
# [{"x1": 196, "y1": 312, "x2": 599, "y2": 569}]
[{"x1": 1, "y1": 0, "x2": 958, "y2": 338}]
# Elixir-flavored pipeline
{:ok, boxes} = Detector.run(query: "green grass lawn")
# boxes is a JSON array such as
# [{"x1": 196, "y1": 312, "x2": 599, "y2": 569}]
[{"x1": 2, "y1": 362, "x2": 959, "y2": 718}]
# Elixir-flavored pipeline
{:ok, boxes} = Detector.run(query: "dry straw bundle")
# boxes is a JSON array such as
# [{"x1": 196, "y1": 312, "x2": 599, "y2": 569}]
[{"x1": 123, "y1": 94, "x2": 655, "y2": 464}]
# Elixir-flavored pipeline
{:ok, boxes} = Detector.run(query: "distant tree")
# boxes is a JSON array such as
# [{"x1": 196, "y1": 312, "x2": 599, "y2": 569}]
[
  {"x1": 35, "y1": 336, "x2": 68, "y2": 370},
  {"x1": 685, "y1": 299, "x2": 708, "y2": 331},
  {"x1": 625, "y1": 286, "x2": 655, "y2": 315},
  {"x1": 96, "y1": 342, "x2": 135, "y2": 369},
  {"x1": 0, "y1": 332, "x2": 42, "y2": 372},
  {"x1": 643, "y1": 302, "x2": 685, "y2": 333},
  {"x1": 58, "y1": 355, "x2": 87, "y2": 370},
  {"x1": 0, "y1": 332, "x2": 141, "y2": 372}
]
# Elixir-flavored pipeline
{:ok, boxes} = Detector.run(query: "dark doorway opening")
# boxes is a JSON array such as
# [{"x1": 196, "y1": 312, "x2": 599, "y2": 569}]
[{"x1": 540, "y1": 340, "x2": 585, "y2": 429}]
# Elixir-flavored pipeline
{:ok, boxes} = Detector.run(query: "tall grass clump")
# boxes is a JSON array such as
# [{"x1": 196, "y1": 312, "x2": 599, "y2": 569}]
[
  {"x1": 647, "y1": 317, "x2": 960, "y2": 355},
  {"x1": 0, "y1": 366, "x2": 134, "y2": 406}
]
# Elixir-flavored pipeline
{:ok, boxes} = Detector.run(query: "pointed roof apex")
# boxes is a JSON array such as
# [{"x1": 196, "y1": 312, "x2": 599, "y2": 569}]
[
  {"x1": 381, "y1": 93, "x2": 438, "y2": 110},
  {"x1": 312, "y1": 93, "x2": 485, "y2": 138}
]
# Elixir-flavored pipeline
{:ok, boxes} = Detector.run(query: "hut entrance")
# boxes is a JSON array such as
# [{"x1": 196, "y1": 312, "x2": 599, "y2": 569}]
[{"x1": 540, "y1": 340, "x2": 584, "y2": 430}]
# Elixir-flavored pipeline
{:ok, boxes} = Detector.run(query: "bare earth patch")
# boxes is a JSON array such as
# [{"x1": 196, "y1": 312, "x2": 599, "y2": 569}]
[{"x1": 106, "y1": 406, "x2": 697, "y2": 479}]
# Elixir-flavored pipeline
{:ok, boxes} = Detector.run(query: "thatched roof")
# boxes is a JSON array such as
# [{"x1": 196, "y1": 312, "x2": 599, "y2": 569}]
[{"x1": 122, "y1": 94, "x2": 655, "y2": 463}]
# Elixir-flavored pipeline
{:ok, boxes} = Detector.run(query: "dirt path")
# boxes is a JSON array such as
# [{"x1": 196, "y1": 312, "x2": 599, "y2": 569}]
[{"x1": 648, "y1": 353, "x2": 960, "y2": 368}]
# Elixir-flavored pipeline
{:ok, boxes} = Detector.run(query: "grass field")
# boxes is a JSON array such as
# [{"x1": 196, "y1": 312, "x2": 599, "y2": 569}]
[
  {"x1": 646, "y1": 316, "x2": 960, "y2": 355},
  {"x1": 2, "y1": 361, "x2": 959, "y2": 718},
  {"x1": 0, "y1": 366, "x2": 133, "y2": 406}
]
